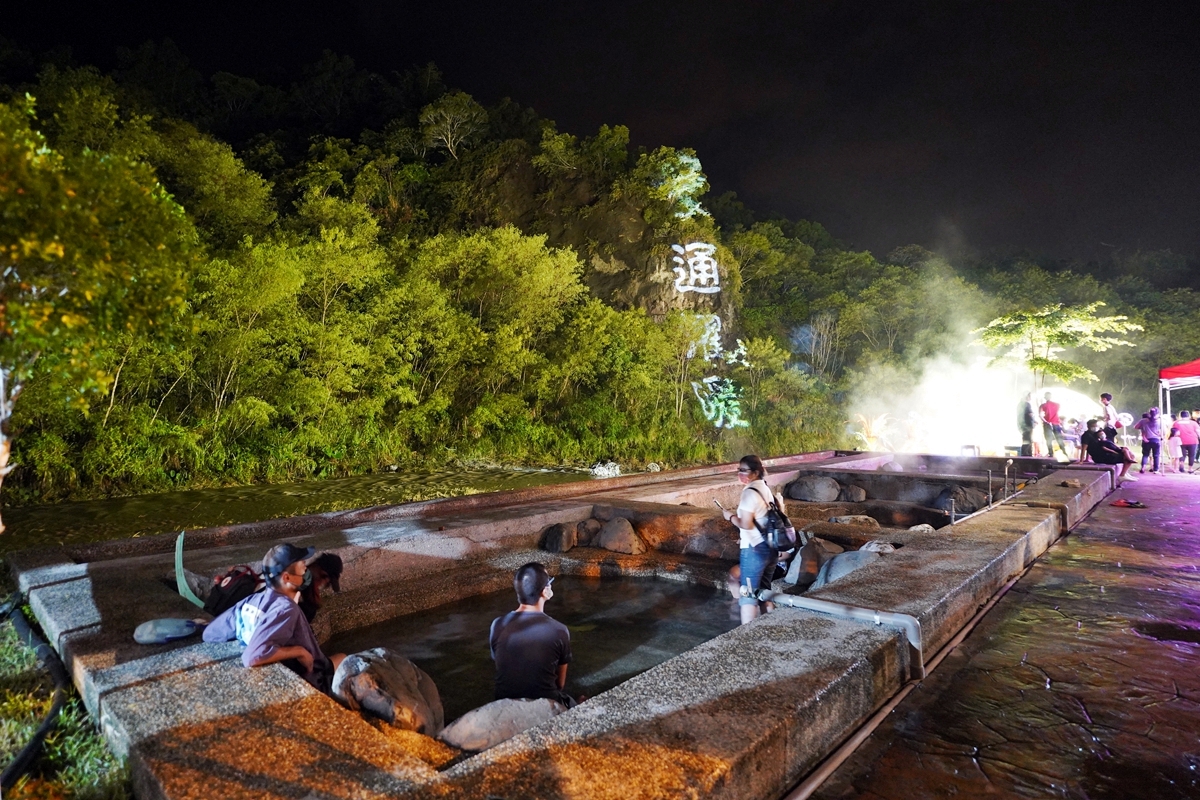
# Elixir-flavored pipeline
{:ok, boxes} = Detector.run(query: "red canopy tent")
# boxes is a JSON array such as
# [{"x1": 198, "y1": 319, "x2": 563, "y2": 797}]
[{"x1": 1157, "y1": 358, "x2": 1200, "y2": 415}]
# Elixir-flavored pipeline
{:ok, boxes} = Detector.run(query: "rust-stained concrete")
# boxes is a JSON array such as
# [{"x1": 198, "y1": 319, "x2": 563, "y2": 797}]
[
  {"x1": 811, "y1": 471, "x2": 1200, "y2": 800},
  {"x1": 6, "y1": 453, "x2": 1115, "y2": 799}
]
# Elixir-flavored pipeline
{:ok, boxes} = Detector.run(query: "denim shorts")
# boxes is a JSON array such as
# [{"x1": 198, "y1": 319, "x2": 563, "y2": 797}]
[{"x1": 739, "y1": 541, "x2": 778, "y2": 606}]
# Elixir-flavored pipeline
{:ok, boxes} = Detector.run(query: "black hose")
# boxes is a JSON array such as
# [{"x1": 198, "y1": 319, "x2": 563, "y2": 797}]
[
  {"x1": 0, "y1": 591, "x2": 21, "y2": 622},
  {"x1": 0, "y1": 591, "x2": 71, "y2": 791}
]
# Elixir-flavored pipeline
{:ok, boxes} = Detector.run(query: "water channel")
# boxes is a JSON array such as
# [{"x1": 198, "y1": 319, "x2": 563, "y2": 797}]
[
  {"x1": 0, "y1": 465, "x2": 591, "y2": 553},
  {"x1": 326, "y1": 575, "x2": 740, "y2": 722}
]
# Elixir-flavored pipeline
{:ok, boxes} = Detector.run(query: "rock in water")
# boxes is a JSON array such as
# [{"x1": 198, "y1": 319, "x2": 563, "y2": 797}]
[
  {"x1": 439, "y1": 698, "x2": 567, "y2": 752},
  {"x1": 591, "y1": 461, "x2": 621, "y2": 478},
  {"x1": 838, "y1": 484, "x2": 868, "y2": 503},
  {"x1": 787, "y1": 476, "x2": 842, "y2": 502},
  {"x1": 827, "y1": 514, "x2": 881, "y2": 528},
  {"x1": 576, "y1": 518, "x2": 602, "y2": 545},
  {"x1": 596, "y1": 516, "x2": 647, "y2": 554},
  {"x1": 932, "y1": 485, "x2": 989, "y2": 514},
  {"x1": 811, "y1": 550, "x2": 882, "y2": 589},
  {"x1": 332, "y1": 648, "x2": 444, "y2": 736},
  {"x1": 538, "y1": 522, "x2": 576, "y2": 553},
  {"x1": 784, "y1": 537, "x2": 844, "y2": 587}
]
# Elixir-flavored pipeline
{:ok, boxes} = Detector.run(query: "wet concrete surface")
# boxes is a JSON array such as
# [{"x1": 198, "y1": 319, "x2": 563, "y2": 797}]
[{"x1": 812, "y1": 473, "x2": 1200, "y2": 800}]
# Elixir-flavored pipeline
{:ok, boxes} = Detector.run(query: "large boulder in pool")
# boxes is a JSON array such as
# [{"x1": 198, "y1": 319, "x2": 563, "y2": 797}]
[
  {"x1": 811, "y1": 550, "x2": 883, "y2": 589},
  {"x1": 439, "y1": 697, "x2": 567, "y2": 752},
  {"x1": 827, "y1": 514, "x2": 880, "y2": 528},
  {"x1": 838, "y1": 484, "x2": 868, "y2": 503},
  {"x1": 932, "y1": 485, "x2": 989, "y2": 515},
  {"x1": 784, "y1": 537, "x2": 844, "y2": 587},
  {"x1": 539, "y1": 522, "x2": 577, "y2": 553},
  {"x1": 597, "y1": 517, "x2": 647, "y2": 554},
  {"x1": 592, "y1": 503, "x2": 735, "y2": 559},
  {"x1": 332, "y1": 648, "x2": 444, "y2": 736},
  {"x1": 576, "y1": 518, "x2": 603, "y2": 545},
  {"x1": 787, "y1": 476, "x2": 842, "y2": 502}
]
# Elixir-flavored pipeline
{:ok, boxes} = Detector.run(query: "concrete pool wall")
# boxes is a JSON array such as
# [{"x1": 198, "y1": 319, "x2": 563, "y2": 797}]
[{"x1": 7, "y1": 452, "x2": 1115, "y2": 799}]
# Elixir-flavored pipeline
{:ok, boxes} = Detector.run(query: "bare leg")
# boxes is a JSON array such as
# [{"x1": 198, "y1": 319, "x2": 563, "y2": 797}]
[{"x1": 726, "y1": 566, "x2": 742, "y2": 601}]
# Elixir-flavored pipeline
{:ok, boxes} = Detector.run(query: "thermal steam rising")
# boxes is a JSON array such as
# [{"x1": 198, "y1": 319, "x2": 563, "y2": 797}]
[{"x1": 846, "y1": 356, "x2": 1102, "y2": 456}]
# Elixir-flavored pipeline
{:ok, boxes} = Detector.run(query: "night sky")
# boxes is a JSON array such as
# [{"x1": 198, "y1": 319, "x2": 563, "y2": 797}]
[{"x1": 7, "y1": 1, "x2": 1200, "y2": 261}]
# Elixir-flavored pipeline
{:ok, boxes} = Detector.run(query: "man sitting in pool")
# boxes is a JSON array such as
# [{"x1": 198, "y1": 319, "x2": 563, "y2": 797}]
[
  {"x1": 489, "y1": 562, "x2": 577, "y2": 708},
  {"x1": 203, "y1": 542, "x2": 345, "y2": 693}
]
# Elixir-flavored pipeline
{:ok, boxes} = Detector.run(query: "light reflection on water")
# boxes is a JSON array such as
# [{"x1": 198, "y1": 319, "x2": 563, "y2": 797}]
[
  {"x1": 326, "y1": 576, "x2": 740, "y2": 722},
  {"x1": 0, "y1": 466, "x2": 590, "y2": 552}
]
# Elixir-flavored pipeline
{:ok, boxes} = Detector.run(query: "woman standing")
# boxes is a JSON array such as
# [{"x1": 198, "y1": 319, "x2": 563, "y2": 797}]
[
  {"x1": 1132, "y1": 408, "x2": 1162, "y2": 474},
  {"x1": 720, "y1": 455, "x2": 780, "y2": 625}
]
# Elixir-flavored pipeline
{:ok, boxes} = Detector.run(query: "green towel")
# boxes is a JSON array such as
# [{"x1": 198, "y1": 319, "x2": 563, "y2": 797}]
[{"x1": 175, "y1": 531, "x2": 205, "y2": 608}]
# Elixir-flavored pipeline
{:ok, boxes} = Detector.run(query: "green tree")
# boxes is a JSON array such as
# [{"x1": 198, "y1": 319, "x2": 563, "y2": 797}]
[
  {"x1": 190, "y1": 239, "x2": 302, "y2": 425},
  {"x1": 974, "y1": 302, "x2": 1142, "y2": 387},
  {"x1": 147, "y1": 120, "x2": 276, "y2": 250},
  {"x1": 0, "y1": 99, "x2": 192, "y2": 531},
  {"x1": 618, "y1": 146, "x2": 709, "y2": 225},
  {"x1": 419, "y1": 91, "x2": 487, "y2": 160}
]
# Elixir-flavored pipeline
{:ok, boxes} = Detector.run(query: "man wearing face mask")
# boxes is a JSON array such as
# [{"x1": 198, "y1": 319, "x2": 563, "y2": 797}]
[
  {"x1": 203, "y1": 543, "x2": 345, "y2": 692},
  {"x1": 489, "y1": 562, "x2": 576, "y2": 707}
]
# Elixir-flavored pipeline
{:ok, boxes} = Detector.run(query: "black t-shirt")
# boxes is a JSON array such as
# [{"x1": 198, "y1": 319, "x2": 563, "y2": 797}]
[
  {"x1": 489, "y1": 611, "x2": 572, "y2": 701},
  {"x1": 1086, "y1": 435, "x2": 1123, "y2": 464},
  {"x1": 1080, "y1": 429, "x2": 1101, "y2": 456}
]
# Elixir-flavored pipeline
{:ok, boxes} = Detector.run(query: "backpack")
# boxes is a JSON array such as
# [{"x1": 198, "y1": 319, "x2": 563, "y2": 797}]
[
  {"x1": 751, "y1": 486, "x2": 797, "y2": 551},
  {"x1": 203, "y1": 565, "x2": 261, "y2": 616}
]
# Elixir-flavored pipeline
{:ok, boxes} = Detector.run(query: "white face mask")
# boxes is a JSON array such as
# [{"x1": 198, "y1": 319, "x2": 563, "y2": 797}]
[{"x1": 279, "y1": 570, "x2": 303, "y2": 599}]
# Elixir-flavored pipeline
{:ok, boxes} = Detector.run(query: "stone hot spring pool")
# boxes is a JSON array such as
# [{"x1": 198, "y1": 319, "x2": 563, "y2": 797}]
[{"x1": 325, "y1": 575, "x2": 740, "y2": 722}]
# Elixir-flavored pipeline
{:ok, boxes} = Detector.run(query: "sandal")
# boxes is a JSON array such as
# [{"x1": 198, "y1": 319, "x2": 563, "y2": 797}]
[{"x1": 1110, "y1": 499, "x2": 1147, "y2": 508}]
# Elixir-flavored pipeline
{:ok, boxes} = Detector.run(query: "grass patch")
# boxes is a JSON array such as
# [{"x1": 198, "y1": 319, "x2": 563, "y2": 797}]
[{"x1": 0, "y1": 563, "x2": 130, "y2": 799}]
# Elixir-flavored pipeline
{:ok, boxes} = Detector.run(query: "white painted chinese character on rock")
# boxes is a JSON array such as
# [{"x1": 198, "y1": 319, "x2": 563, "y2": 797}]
[
  {"x1": 672, "y1": 242, "x2": 721, "y2": 294},
  {"x1": 687, "y1": 314, "x2": 724, "y2": 362},
  {"x1": 692, "y1": 376, "x2": 749, "y2": 429}
]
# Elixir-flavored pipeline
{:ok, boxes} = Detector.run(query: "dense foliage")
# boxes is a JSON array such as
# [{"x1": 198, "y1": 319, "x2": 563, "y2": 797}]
[{"x1": 2, "y1": 43, "x2": 1199, "y2": 506}]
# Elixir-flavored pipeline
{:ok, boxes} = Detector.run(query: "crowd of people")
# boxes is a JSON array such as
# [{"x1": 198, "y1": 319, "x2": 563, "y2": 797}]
[{"x1": 1025, "y1": 389, "x2": 1200, "y2": 481}]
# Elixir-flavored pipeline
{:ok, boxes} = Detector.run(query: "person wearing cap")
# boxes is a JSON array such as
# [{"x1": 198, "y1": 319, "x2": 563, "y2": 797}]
[
  {"x1": 298, "y1": 552, "x2": 343, "y2": 623},
  {"x1": 489, "y1": 562, "x2": 576, "y2": 708},
  {"x1": 202, "y1": 543, "x2": 345, "y2": 693}
]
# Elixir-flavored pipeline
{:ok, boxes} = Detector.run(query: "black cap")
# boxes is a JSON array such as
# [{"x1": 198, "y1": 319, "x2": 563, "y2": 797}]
[
  {"x1": 262, "y1": 543, "x2": 315, "y2": 580},
  {"x1": 310, "y1": 552, "x2": 343, "y2": 593}
]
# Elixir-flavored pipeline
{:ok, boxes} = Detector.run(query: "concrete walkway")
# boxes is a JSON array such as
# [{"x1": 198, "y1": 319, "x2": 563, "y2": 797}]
[{"x1": 812, "y1": 471, "x2": 1200, "y2": 800}]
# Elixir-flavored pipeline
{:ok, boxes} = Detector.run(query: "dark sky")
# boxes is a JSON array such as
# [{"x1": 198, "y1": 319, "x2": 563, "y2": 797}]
[{"x1": 8, "y1": 1, "x2": 1200, "y2": 261}]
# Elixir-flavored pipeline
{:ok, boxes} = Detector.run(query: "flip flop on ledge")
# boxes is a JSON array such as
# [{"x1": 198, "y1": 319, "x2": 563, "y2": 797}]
[{"x1": 1110, "y1": 499, "x2": 1147, "y2": 508}]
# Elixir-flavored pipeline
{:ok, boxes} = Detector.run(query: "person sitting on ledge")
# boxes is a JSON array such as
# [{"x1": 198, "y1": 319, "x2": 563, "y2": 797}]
[
  {"x1": 1083, "y1": 429, "x2": 1137, "y2": 482},
  {"x1": 203, "y1": 543, "x2": 345, "y2": 693},
  {"x1": 489, "y1": 562, "x2": 577, "y2": 708},
  {"x1": 1078, "y1": 419, "x2": 1101, "y2": 463}
]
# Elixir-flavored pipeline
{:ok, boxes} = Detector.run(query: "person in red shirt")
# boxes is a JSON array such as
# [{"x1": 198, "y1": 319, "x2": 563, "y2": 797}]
[
  {"x1": 1038, "y1": 392, "x2": 1068, "y2": 458},
  {"x1": 1171, "y1": 411, "x2": 1200, "y2": 473}
]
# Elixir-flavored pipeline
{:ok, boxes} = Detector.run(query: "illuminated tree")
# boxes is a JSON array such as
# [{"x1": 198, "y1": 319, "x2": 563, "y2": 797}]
[
  {"x1": 973, "y1": 302, "x2": 1142, "y2": 387},
  {"x1": 0, "y1": 99, "x2": 193, "y2": 532},
  {"x1": 419, "y1": 91, "x2": 487, "y2": 160},
  {"x1": 617, "y1": 146, "x2": 709, "y2": 225}
]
